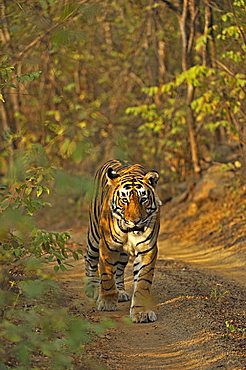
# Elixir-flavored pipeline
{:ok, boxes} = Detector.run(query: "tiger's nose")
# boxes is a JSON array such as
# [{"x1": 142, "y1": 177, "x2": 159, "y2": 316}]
[
  {"x1": 126, "y1": 217, "x2": 141, "y2": 226},
  {"x1": 133, "y1": 217, "x2": 141, "y2": 225}
]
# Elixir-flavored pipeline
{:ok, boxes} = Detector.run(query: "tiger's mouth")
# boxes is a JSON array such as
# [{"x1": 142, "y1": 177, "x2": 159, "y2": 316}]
[{"x1": 126, "y1": 225, "x2": 147, "y2": 233}]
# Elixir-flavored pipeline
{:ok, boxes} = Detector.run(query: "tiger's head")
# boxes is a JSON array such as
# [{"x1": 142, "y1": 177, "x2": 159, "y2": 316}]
[{"x1": 106, "y1": 167, "x2": 161, "y2": 232}]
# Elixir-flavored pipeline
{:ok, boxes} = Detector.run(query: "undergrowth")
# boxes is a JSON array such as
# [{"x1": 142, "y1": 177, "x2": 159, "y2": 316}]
[{"x1": 0, "y1": 146, "x2": 108, "y2": 369}]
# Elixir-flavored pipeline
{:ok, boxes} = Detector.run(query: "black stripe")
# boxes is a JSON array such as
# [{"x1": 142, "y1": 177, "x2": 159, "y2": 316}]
[
  {"x1": 105, "y1": 259, "x2": 118, "y2": 266},
  {"x1": 134, "y1": 250, "x2": 157, "y2": 275},
  {"x1": 101, "y1": 272, "x2": 110, "y2": 277},
  {"x1": 86, "y1": 259, "x2": 98, "y2": 268},
  {"x1": 135, "y1": 243, "x2": 157, "y2": 256},
  {"x1": 111, "y1": 217, "x2": 122, "y2": 239},
  {"x1": 136, "y1": 278, "x2": 153, "y2": 284},
  {"x1": 134, "y1": 265, "x2": 155, "y2": 277},
  {"x1": 87, "y1": 237, "x2": 99, "y2": 253},
  {"x1": 136, "y1": 226, "x2": 157, "y2": 247},
  {"x1": 87, "y1": 253, "x2": 98, "y2": 260},
  {"x1": 130, "y1": 305, "x2": 144, "y2": 308},
  {"x1": 101, "y1": 232, "x2": 119, "y2": 252},
  {"x1": 101, "y1": 283, "x2": 115, "y2": 291},
  {"x1": 117, "y1": 261, "x2": 128, "y2": 266},
  {"x1": 109, "y1": 221, "x2": 123, "y2": 245},
  {"x1": 89, "y1": 216, "x2": 100, "y2": 241}
]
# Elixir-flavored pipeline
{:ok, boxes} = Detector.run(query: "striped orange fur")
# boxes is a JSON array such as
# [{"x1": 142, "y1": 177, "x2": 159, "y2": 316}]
[{"x1": 84, "y1": 160, "x2": 161, "y2": 323}]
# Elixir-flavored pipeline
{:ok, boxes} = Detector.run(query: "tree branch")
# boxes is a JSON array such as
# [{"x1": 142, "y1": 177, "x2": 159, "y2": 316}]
[
  {"x1": 215, "y1": 59, "x2": 246, "y2": 94},
  {"x1": 17, "y1": 0, "x2": 89, "y2": 60},
  {"x1": 158, "y1": 0, "x2": 181, "y2": 14}
]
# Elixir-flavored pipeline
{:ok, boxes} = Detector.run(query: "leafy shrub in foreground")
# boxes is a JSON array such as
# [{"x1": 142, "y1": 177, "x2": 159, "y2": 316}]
[
  {"x1": 0, "y1": 147, "x2": 107, "y2": 369},
  {"x1": 0, "y1": 276, "x2": 102, "y2": 370}
]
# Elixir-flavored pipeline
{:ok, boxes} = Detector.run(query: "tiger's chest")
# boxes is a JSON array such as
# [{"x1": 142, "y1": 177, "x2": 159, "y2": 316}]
[
  {"x1": 124, "y1": 229, "x2": 153, "y2": 255},
  {"x1": 102, "y1": 215, "x2": 158, "y2": 256}
]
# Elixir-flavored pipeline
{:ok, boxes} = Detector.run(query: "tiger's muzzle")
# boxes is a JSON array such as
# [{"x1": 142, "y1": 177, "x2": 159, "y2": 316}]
[{"x1": 126, "y1": 225, "x2": 146, "y2": 233}]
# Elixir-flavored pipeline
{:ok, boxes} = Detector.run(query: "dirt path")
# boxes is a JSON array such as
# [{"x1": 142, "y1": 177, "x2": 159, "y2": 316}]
[
  {"x1": 89, "y1": 258, "x2": 245, "y2": 369},
  {"x1": 56, "y1": 235, "x2": 246, "y2": 370},
  {"x1": 55, "y1": 193, "x2": 246, "y2": 370}
]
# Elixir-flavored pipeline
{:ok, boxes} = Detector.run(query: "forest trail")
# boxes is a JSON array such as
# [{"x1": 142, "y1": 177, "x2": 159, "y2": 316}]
[
  {"x1": 1, "y1": 3, "x2": 245, "y2": 369},
  {"x1": 53, "y1": 181, "x2": 246, "y2": 370},
  {"x1": 56, "y1": 203, "x2": 246, "y2": 370}
]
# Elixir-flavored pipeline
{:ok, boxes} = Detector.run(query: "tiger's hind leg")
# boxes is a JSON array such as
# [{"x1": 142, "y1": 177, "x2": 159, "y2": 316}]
[
  {"x1": 116, "y1": 251, "x2": 130, "y2": 302},
  {"x1": 84, "y1": 231, "x2": 100, "y2": 301}
]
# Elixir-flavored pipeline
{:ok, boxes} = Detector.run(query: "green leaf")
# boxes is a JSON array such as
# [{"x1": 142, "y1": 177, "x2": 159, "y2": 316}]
[
  {"x1": 72, "y1": 251, "x2": 79, "y2": 260},
  {"x1": 36, "y1": 186, "x2": 43, "y2": 198},
  {"x1": 25, "y1": 187, "x2": 32, "y2": 196},
  {"x1": 59, "y1": 264, "x2": 67, "y2": 272},
  {"x1": 16, "y1": 71, "x2": 42, "y2": 83}
]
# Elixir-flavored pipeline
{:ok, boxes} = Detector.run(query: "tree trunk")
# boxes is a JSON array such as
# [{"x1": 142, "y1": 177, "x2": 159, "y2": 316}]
[
  {"x1": 0, "y1": 0, "x2": 20, "y2": 148},
  {"x1": 203, "y1": 0, "x2": 212, "y2": 66},
  {"x1": 179, "y1": 0, "x2": 201, "y2": 176},
  {"x1": 0, "y1": 101, "x2": 9, "y2": 132},
  {"x1": 240, "y1": 124, "x2": 246, "y2": 184},
  {"x1": 158, "y1": 40, "x2": 167, "y2": 84},
  {"x1": 187, "y1": 84, "x2": 201, "y2": 175}
]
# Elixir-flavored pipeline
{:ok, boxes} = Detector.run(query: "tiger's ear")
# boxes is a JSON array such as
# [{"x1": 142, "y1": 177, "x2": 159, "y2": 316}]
[
  {"x1": 144, "y1": 171, "x2": 159, "y2": 187},
  {"x1": 107, "y1": 167, "x2": 120, "y2": 185}
]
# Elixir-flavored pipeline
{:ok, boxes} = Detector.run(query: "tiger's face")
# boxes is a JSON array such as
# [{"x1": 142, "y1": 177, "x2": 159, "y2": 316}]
[{"x1": 107, "y1": 168, "x2": 161, "y2": 232}]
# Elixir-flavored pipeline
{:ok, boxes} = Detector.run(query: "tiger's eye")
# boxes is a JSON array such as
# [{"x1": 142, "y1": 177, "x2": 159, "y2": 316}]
[
  {"x1": 121, "y1": 198, "x2": 128, "y2": 204},
  {"x1": 141, "y1": 197, "x2": 148, "y2": 204}
]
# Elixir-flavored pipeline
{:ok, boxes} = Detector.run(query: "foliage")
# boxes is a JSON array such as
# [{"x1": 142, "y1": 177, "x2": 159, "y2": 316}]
[
  {"x1": 225, "y1": 320, "x2": 246, "y2": 338},
  {"x1": 0, "y1": 56, "x2": 15, "y2": 101},
  {"x1": 0, "y1": 1, "x2": 245, "y2": 364},
  {"x1": 0, "y1": 263, "x2": 114, "y2": 369},
  {"x1": 126, "y1": 0, "x2": 245, "y2": 178},
  {"x1": 210, "y1": 286, "x2": 229, "y2": 300},
  {"x1": 1, "y1": 0, "x2": 245, "y2": 181},
  {"x1": 0, "y1": 144, "x2": 94, "y2": 368}
]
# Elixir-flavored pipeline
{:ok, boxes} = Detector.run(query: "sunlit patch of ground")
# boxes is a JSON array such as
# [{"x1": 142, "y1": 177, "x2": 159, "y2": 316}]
[
  {"x1": 159, "y1": 190, "x2": 246, "y2": 286},
  {"x1": 52, "y1": 254, "x2": 245, "y2": 369},
  {"x1": 48, "y1": 186, "x2": 246, "y2": 369}
]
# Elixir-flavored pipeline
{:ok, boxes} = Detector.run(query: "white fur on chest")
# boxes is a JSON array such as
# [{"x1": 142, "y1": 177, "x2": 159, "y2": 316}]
[{"x1": 123, "y1": 229, "x2": 151, "y2": 256}]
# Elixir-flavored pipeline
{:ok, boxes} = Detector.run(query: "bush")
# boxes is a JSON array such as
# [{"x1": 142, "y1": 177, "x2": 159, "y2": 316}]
[{"x1": 0, "y1": 147, "x2": 105, "y2": 369}]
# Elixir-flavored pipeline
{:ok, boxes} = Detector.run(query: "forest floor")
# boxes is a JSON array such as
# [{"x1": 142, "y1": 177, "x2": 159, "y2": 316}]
[{"x1": 50, "y1": 178, "x2": 246, "y2": 370}]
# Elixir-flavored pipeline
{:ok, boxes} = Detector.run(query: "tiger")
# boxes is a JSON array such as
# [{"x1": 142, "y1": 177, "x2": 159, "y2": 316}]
[{"x1": 84, "y1": 159, "x2": 161, "y2": 323}]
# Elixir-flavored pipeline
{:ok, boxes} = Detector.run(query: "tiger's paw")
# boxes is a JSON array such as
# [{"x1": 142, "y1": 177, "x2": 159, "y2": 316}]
[
  {"x1": 118, "y1": 290, "x2": 130, "y2": 302},
  {"x1": 97, "y1": 294, "x2": 118, "y2": 311},
  {"x1": 130, "y1": 310, "x2": 157, "y2": 323}
]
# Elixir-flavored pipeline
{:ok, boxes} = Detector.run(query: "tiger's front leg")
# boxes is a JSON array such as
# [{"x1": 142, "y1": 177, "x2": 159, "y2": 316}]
[
  {"x1": 97, "y1": 240, "x2": 119, "y2": 311},
  {"x1": 130, "y1": 246, "x2": 158, "y2": 323},
  {"x1": 116, "y1": 251, "x2": 130, "y2": 302}
]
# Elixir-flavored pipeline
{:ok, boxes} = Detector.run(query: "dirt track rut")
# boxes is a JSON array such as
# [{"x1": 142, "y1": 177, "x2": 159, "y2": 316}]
[
  {"x1": 86, "y1": 258, "x2": 246, "y2": 370},
  {"x1": 58, "y1": 249, "x2": 246, "y2": 370}
]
